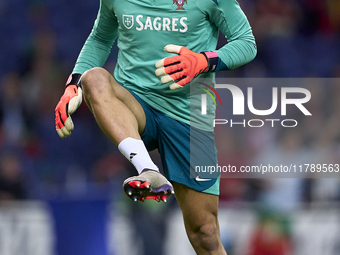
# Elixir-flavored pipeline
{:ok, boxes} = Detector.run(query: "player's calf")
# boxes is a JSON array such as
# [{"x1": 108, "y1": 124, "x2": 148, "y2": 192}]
[{"x1": 173, "y1": 183, "x2": 227, "y2": 254}]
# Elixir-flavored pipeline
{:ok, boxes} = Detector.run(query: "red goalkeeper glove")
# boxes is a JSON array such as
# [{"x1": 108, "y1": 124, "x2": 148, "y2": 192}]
[
  {"x1": 55, "y1": 74, "x2": 83, "y2": 138},
  {"x1": 155, "y1": 44, "x2": 218, "y2": 90}
]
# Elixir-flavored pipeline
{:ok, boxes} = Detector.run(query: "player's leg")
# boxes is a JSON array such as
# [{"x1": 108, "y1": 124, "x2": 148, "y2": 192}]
[
  {"x1": 173, "y1": 182, "x2": 227, "y2": 255},
  {"x1": 152, "y1": 112, "x2": 225, "y2": 253},
  {"x1": 81, "y1": 67, "x2": 145, "y2": 145},
  {"x1": 81, "y1": 67, "x2": 173, "y2": 201}
]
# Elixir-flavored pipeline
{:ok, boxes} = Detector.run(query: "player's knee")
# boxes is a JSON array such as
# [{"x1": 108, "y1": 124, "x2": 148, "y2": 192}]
[
  {"x1": 81, "y1": 67, "x2": 111, "y2": 98},
  {"x1": 189, "y1": 221, "x2": 220, "y2": 251}
]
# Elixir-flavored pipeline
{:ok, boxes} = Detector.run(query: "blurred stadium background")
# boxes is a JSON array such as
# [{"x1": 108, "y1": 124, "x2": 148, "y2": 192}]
[{"x1": 0, "y1": 0, "x2": 339, "y2": 254}]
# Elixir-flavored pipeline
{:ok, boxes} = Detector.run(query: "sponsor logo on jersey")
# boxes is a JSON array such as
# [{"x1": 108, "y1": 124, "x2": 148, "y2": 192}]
[
  {"x1": 123, "y1": 15, "x2": 134, "y2": 29},
  {"x1": 122, "y1": 14, "x2": 188, "y2": 33},
  {"x1": 174, "y1": 0, "x2": 187, "y2": 10}
]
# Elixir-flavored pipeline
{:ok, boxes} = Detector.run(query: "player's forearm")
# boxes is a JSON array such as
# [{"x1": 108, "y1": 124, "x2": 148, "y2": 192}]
[
  {"x1": 204, "y1": 0, "x2": 257, "y2": 72},
  {"x1": 215, "y1": 32, "x2": 257, "y2": 71},
  {"x1": 72, "y1": 35, "x2": 114, "y2": 74}
]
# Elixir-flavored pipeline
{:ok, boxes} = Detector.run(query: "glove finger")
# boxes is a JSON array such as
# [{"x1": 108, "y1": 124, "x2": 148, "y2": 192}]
[
  {"x1": 168, "y1": 69, "x2": 186, "y2": 81},
  {"x1": 55, "y1": 108, "x2": 64, "y2": 129},
  {"x1": 56, "y1": 124, "x2": 71, "y2": 138},
  {"x1": 156, "y1": 64, "x2": 182, "y2": 78},
  {"x1": 56, "y1": 128, "x2": 66, "y2": 138},
  {"x1": 64, "y1": 116, "x2": 74, "y2": 132},
  {"x1": 155, "y1": 66, "x2": 166, "y2": 77},
  {"x1": 161, "y1": 68, "x2": 187, "y2": 84},
  {"x1": 168, "y1": 76, "x2": 191, "y2": 90},
  {"x1": 156, "y1": 62, "x2": 183, "y2": 77},
  {"x1": 164, "y1": 62, "x2": 185, "y2": 75},
  {"x1": 164, "y1": 44, "x2": 183, "y2": 54},
  {"x1": 155, "y1": 58, "x2": 166, "y2": 69},
  {"x1": 163, "y1": 56, "x2": 182, "y2": 67},
  {"x1": 177, "y1": 46, "x2": 192, "y2": 55},
  {"x1": 56, "y1": 100, "x2": 69, "y2": 124},
  {"x1": 60, "y1": 125, "x2": 71, "y2": 137},
  {"x1": 68, "y1": 87, "x2": 83, "y2": 115},
  {"x1": 169, "y1": 82, "x2": 183, "y2": 90},
  {"x1": 160, "y1": 75, "x2": 174, "y2": 84},
  {"x1": 155, "y1": 56, "x2": 183, "y2": 75},
  {"x1": 176, "y1": 76, "x2": 191, "y2": 87}
]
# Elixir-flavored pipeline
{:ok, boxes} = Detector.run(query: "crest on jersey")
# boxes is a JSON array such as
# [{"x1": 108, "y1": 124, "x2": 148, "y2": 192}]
[
  {"x1": 174, "y1": 0, "x2": 187, "y2": 10},
  {"x1": 123, "y1": 15, "x2": 134, "y2": 29}
]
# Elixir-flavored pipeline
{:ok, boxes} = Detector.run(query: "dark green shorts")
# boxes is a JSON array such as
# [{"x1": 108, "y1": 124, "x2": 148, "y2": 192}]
[{"x1": 130, "y1": 90, "x2": 220, "y2": 195}]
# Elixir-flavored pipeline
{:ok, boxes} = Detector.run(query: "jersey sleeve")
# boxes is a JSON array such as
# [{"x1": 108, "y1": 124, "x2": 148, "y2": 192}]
[
  {"x1": 72, "y1": 0, "x2": 118, "y2": 74},
  {"x1": 203, "y1": 0, "x2": 257, "y2": 72}
]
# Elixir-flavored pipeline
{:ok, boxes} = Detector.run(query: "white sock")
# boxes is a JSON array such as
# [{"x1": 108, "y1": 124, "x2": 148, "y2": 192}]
[{"x1": 118, "y1": 137, "x2": 159, "y2": 174}]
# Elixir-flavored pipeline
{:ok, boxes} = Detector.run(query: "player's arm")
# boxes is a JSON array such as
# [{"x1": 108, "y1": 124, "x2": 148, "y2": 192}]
[
  {"x1": 155, "y1": 0, "x2": 257, "y2": 90},
  {"x1": 55, "y1": 0, "x2": 118, "y2": 138},
  {"x1": 207, "y1": 0, "x2": 257, "y2": 72},
  {"x1": 73, "y1": 0, "x2": 118, "y2": 74}
]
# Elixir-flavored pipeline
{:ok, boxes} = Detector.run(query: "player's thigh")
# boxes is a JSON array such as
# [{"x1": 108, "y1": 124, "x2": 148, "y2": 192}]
[
  {"x1": 107, "y1": 74, "x2": 146, "y2": 133},
  {"x1": 173, "y1": 182, "x2": 219, "y2": 230},
  {"x1": 82, "y1": 67, "x2": 146, "y2": 134}
]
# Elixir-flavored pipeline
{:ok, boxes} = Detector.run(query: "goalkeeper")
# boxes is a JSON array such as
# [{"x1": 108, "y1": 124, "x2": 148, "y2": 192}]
[{"x1": 55, "y1": 0, "x2": 256, "y2": 254}]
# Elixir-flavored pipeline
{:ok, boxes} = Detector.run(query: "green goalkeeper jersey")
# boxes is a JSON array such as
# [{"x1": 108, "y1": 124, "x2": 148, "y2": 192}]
[{"x1": 73, "y1": 0, "x2": 256, "y2": 131}]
